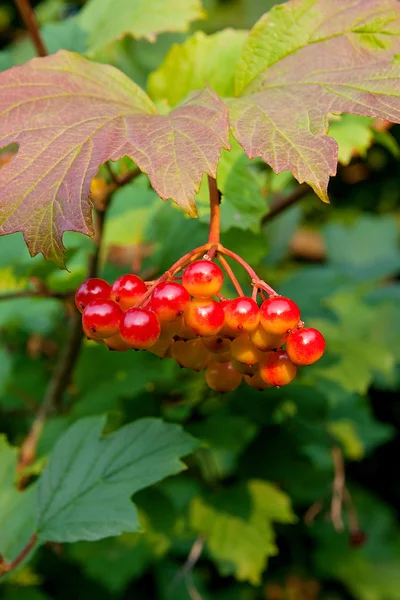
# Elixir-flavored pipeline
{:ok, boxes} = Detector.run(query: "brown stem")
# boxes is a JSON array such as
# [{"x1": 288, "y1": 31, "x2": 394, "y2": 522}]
[
  {"x1": 262, "y1": 183, "x2": 311, "y2": 223},
  {"x1": 207, "y1": 176, "x2": 221, "y2": 244},
  {"x1": 14, "y1": 0, "x2": 47, "y2": 56},
  {"x1": 216, "y1": 254, "x2": 244, "y2": 297},
  {"x1": 330, "y1": 446, "x2": 345, "y2": 532},
  {"x1": 217, "y1": 245, "x2": 278, "y2": 296},
  {"x1": 0, "y1": 533, "x2": 38, "y2": 579}
]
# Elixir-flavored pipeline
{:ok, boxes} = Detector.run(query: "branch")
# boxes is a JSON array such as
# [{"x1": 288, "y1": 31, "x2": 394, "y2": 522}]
[
  {"x1": 14, "y1": 0, "x2": 47, "y2": 56},
  {"x1": 168, "y1": 536, "x2": 205, "y2": 593},
  {"x1": 217, "y1": 254, "x2": 244, "y2": 297},
  {"x1": 0, "y1": 534, "x2": 38, "y2": 579},
  {"x1": 330, "y1": 446, "x2": 346, "y2": 532},
  {"x1": 0, "y1": 290, "x2": 72, "y2": 302},
  {"x1": 207, "y1": 176, "x2": 221, "y2": 244},
  {"x1": 263, "y1": 183, "x2": 312, "y2": 223}
]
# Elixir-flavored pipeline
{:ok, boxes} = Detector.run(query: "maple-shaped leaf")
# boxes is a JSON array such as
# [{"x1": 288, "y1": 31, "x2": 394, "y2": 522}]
[
  {"x1": 0, "y1": 51, "x2": 229, "y2": 267},
  {"x1": 229, "y1": 0, "x2": 400, "y2": 201}
]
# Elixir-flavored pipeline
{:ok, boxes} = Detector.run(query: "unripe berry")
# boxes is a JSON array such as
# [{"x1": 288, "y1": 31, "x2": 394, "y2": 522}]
[
  {"x1": 259, "y1": 296, "x2": 300, "y2": 336},
  {"x1": 110, "y1": 274, "x2": 147, "y2": 311},
  {"x1": 184, "y1": 299, "x2": 224, "y2": 337},
  {"x1": 259, "y1": 350, "x2": 298, "y2": 387},
  {"x1": 172, "y1": 339, "x2": 209, "y2": 371},
  {"x1": 182, "y1": 260, "x2": 223, "y2": 298},
  {"x1": 231, "y1": 358, "x2": 258, "y2": 376},
  {"x1": 286, "y1": 327, "x2": 325, "y2": 365},
  {"x1": 148, "y1": 337, "x2": 174, "y2": 358},
  {"x1": 209, "y1": 350, "x2": 232, "y2": 364},
  {"x1": 250, "y1": 325, "x2": 286, "y2": 352},
  {"x1": 202, "y1": 336, "x2": 231, "y2": 355},
  {"x1": 151, "y1": 281, "x2": 190, "y2": 321},
  {"x1": 223, "y1": 297, "x2": 259, "y2": 333},
  {"x1": 159, "y1": 317, "x2": 184, "y2": 340},
  {"x1": 231, "y1": 334, "x2": 264, "y2": 366},
  {"x1": 82, "y1": 299, "x2": 122, "y2": 340},
  {"x1": 120, "y1": 308, "x2": 160, "y2": 349},
  {"x1": 105, "y1": 331, "x2": 132, "y2": 351},
  {"x1": 176, "y1": 319, "x2": 197, "y2": 340},
  {"x1": 75, "y1": 278, "x2": 111, "y2": 313},
  {"x1": 205, "y1": 361, "x2": 242, "y2": 393},
  {"x1": 244, "y1": 372, "x2": 271, "y2": 391}
]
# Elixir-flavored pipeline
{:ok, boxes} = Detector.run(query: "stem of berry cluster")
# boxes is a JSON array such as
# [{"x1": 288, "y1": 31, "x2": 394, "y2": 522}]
[
  {"x1": 0, "y1": 533, "x2": 38, "y2": 580},
  {"x1": 14, "y1": 0, "x2": 47, "y2": 56},
  {"x1": 207, "y1": 176, "x2": 221, "y2": 245},
  {"x1": 217, "y1": 254, "x2": 244, "y2": 297},
  {"x1": 217, "y1": 246, "x2": 278, "y2": 297}
]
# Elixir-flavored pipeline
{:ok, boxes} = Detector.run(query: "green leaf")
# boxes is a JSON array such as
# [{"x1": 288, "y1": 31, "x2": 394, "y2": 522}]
[
  {"x1": 148, "y1": 29, "x2": 247, "y2": 107},
  {"x1": 79, "y1": 0, "x2": 205, "y2": 55},
  {"x1": 0, "y1": 436, "x2": 36, "y2": 562},
  {"x1": 189, "y1": 480, "x2": 296, "y2": 585},
  {"x1": 36, "y1": 416, "x2": 198, "y2": 543},
  {"x1": 329, "y1": 115, "x2": 374, "y2": 166},
  {"x1": 0, "y1": 51, "x2": 229, "y2": 267},
  {"x1": 229, "y1": 0, "x2": 400, "y2": 202}
]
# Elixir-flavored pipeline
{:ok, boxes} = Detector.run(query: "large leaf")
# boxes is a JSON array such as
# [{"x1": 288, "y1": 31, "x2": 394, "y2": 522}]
[
  {"x1": 148, "y1": 29, "x2": 248, "y2": 107},
  {"x1": 79, "y1": 0, "x2": 205, "y2": 55},
  {"x1": 190, "y1": 480, "x2": 296, "y2": 585},
  {"x1": 229, "y1": 0, "x2": 400, "y2": 202},
  {"x1": 0, "y1": 51, "x2": 229, "y2": 267},
  {"x1": 0, "y1": 436, "x2": 36, "y2": 562},
  {"x1": 36, "y1": 416, "x2": 198, "y2": 543}
]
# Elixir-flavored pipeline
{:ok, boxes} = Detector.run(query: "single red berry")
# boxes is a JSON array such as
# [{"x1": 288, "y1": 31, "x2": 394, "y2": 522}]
[
  {"x1": 219, "y1": 299, "x2": 241, "y2": 338},
  {"x1": 110, "y1": 274, "x2": 147, "y2": 311},
  {"x1": 151, "y1": 281, "x2": 191, "y2": 321},
  {"x1": 223, "y1": 297, "x2": 259, "y2": 333},
  {"x1": 286, "y1": 327, "x2": 325, "y2": 365},
  {"x1": 82, "y1": 299, "x2": 122, "y2": 340},
  {"x1": 349, "y1": 530, "x2": 368, "y2": 548},
  {"x1": 75, "y1": 278, "x2": 111, "y2": 313},
  {"x1": 182, "y1": 260, "x2": 224, "y2": 298},
  {"x1": 259, "y1": 296, "x2": 300, "y2": 336},
  {"x1": 184, "y1": 298, "x2": 224, "y2": 337},
  {"x1": 120, "y1": 308, "x2": 160, "y2": 349},
  {"x1": 259, "y1": 350, "x2": 298, "y2": 387},
  {"x1": 205, "y1": 361, "x2": 243, "y2": 393}
]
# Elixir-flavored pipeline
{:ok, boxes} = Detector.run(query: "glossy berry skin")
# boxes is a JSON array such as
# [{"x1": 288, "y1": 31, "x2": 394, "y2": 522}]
[
  {"x1": 184, "y1": 299, "x2": 224, "y2": 337},
  {"x1": 231, "y1": 334, "x2": 264, "y2": 366},
  {"x1": 82, "y1": 299, "x2": 122, "y2": 340},
  {"x1": 105, "y1": 331, "x2": 132, "y2": 352},
  {"x1": 231, "y1": 358, "x2": 257, "y2": 376},
  {"x1": 259, "y1": 296, "x2": 300, "y2": 336},
  {"x1": 172, "y1": 339, "x2": 209, "y2": 371},
  {"x1": 250, "y1": 325, "x2": 286, "y2": 352},
  {"x1": 286, "y1": 327, "x2": 325, "y2": 365},
  {"x1": 75, "y1": 278, "x2": 111, "y2": 313},
  {"x1": 151, "y1": 282, "x2": 190, "y2": 321},
  {"x1": 259, "y1": 350, "x2": 298, "y2": 387},
  {"x1": 202, "y1": 336, "x2": 231, "y2": 355},
  {"x1": 110, "y1": 274, "x2": 147, "y2": 311},
  {"x1": 120, "y1": 308, "x2": 160, "y2": 349},
  {"x1": 219, "y1": 300, "x2": 240, "y2": 338},
  {"x1": 205, "y1": 361, "x2": 242, "y2": 393},
  {"x1": 244, "y1": 372, "x2": 271, "y2": 391},
  {"x1": 182, "y1": 260, "x2": 224, "y2": 298},
  {"x1": 223, "y1": 297, "x2": 259, "y2": 333}
]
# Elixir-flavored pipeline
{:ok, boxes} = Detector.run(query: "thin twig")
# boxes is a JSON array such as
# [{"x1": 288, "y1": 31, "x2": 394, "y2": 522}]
[
  {"x1": 14, "y1": 0, "x2": 47, "y2": 56},
  {"x1": 330, "y1": 446, "x2": 346, "y2": 532},
  {"x1": 0, "y1": 290, "x2": 72, "y2": 302},
  {"x1": 262, "y1": 183, "x2": 312, "y2": 223},
  {"x1": 217, "y1": 254, "x2": 244, "y2": 297},
  {"x1": 0, "y1": 533, "x2": 38, "y2": 579},
  {"x1": 168, "y1": 536, "x2": 205, "y2": 591},
  {"x1": 304, "y1": 500, "x2": 324, "y2": 526}
]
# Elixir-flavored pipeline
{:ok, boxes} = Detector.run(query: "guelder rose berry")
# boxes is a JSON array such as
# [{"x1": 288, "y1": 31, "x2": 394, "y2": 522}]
[
  {"x1": 286, "y1": 327, "x2": 325, "y2": 365},
  {"x1": 184, "y1": 298, "x2": 224, "y2": 337},
  {"x1": 259, "y1": 350, "x2": 298, "y2": 387},
  {"x1": 182, "y1": 260, "x2": 223, "y2": 298},
  {"x1": 82, "y1": 299, "x2": 122, "y2": 340},
  {"x1": 260, "y1": 296, "x2": 300, "y2": 335},
  {"x1": 75, "y1": 278, "x2": 111, "y2": 313},
  {"x1": 120, "y1": 308, "x2": 160, "y2": 349},
  {"x1": 205, "y1": 361, "x2": 242, "y2": 393},
  {"x1": 110, "y1": 274, "x2": 147, "y2": 311},
  {"x1": 223, "y1": 297, "x2": 259, "y2": 333},
  {"x1": 151, "y1": 281, "x2": 190, "y2": 321}
]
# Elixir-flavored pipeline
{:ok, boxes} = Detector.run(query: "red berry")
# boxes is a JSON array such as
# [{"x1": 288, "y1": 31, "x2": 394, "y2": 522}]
[
  {"x1": 205, "y1": 361, "x2": 243, "y2": 393},
  {"x1": 184, "y1": 299, "x2": 224, "y2": 337},
  {"x1": 82, "y1": 299, "x2": 122, "y2": 340},
  {"x1": 223, "y1": 297, "x2": 259, "y2": 333},
  {"x1": 286, "y1": 327, "x2": 325, "y2": 365},
  {"x1": 172, "y1": 339, "x2": 209, "y2": 371},
  {"x1": 259, "y1": 297, "x2": 300, "y2": 336},
  {"x1": 259, "y1": 350, "x2": 298, "y2": 387},
  {"x1": 151, "y1": 281, "x2": 190, "y2": 321},
  {"x1": 120, "y1": 308, "x2": 160, "y2": 349},
  {"x1": 75, "y1": 278, "x2": 111, "y2": 313},
  {"x1": 182, "y1": 260, "x2": 223, "y2": 298},
  {"x1": 110, "y1": 274, "x2": 147, "y2": 311}
]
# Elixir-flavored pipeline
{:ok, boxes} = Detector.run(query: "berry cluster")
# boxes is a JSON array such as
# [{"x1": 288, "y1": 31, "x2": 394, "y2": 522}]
[{"x1": 76, "y1": 257, "x2": 325, "y2": 393}]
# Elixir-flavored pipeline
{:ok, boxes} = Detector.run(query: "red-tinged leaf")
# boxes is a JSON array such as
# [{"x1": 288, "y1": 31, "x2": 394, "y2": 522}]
[
  {"x1": 0, "y1": 51, "x2": 229, "y2": 267},
  {"x1": 229, "y1": 0, "x2": 400, "y2": 202}
]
